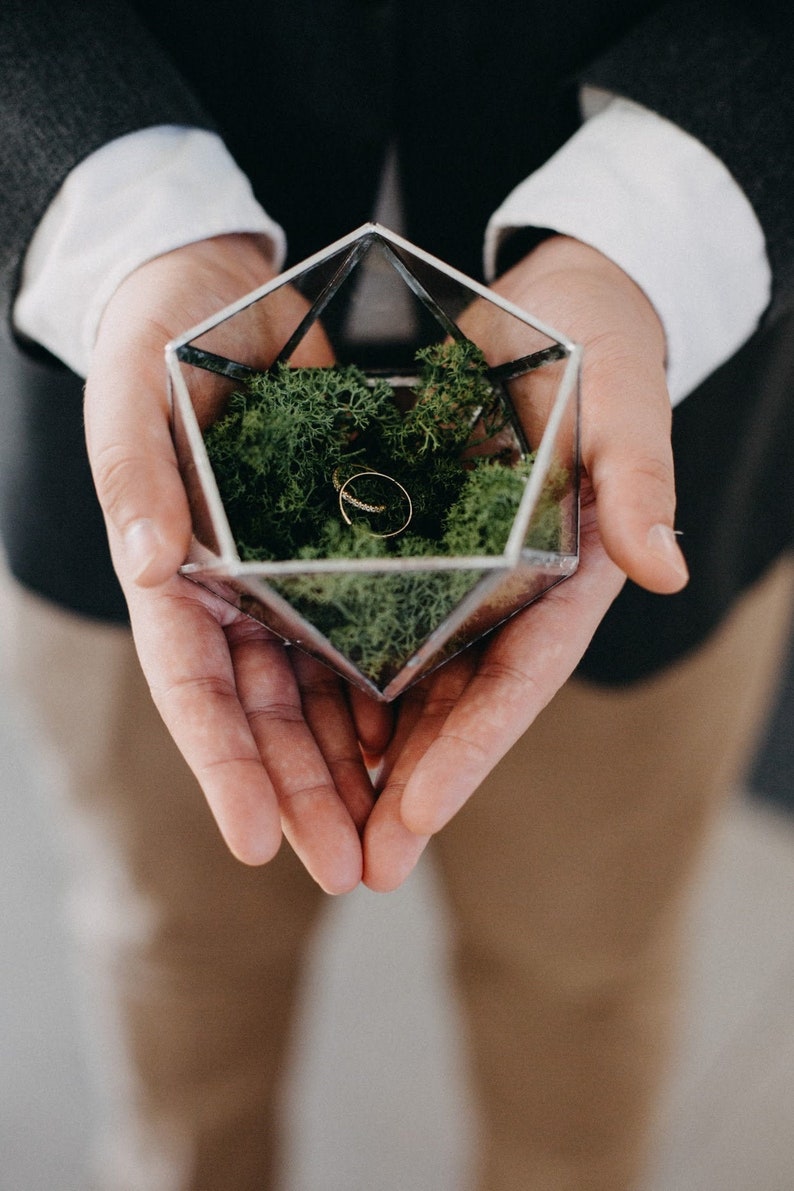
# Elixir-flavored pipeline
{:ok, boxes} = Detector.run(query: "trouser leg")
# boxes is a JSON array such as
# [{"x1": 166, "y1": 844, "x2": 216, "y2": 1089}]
[
  {"x1": 433, "y1": 561, "x2": 794, "y2": 1191},
  {"x1": 5, "y1": 583, "x2": 325, "y2": 1191}
]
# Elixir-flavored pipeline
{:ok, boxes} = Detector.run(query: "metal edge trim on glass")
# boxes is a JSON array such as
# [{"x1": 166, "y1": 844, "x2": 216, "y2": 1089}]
[{"x1": 167, "y1": 223, "x2": 582, "y2": 699}]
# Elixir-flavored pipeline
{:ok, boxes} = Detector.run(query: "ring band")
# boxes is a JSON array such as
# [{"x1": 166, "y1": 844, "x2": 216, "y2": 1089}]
[
  {"x1": 336, "y1": 469, "x2": 413, "y2": 538},
  {"x1": 332, "y1": 466, "x2": 387, "y2": 514}
]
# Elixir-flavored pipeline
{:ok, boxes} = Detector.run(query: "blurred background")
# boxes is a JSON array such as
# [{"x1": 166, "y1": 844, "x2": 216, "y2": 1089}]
[{"x1": 1, "y1": 559, "x2": 793, "y2": 1191}]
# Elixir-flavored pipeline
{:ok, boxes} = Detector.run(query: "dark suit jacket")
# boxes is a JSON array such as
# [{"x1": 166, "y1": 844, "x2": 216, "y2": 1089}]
[{"x1": 1, "y1": 0, "x2": 792, "y2": 682}]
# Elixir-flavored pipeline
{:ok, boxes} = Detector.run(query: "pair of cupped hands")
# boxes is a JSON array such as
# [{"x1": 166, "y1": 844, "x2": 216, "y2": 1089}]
[{"x1": 85, "y1": 231, "x2": 688, "y2": 894}]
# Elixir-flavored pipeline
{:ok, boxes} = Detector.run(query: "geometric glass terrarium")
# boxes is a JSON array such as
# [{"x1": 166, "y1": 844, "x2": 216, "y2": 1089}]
[{"x1": 167, "y1": 223, "x2": 581, "y2": 701}]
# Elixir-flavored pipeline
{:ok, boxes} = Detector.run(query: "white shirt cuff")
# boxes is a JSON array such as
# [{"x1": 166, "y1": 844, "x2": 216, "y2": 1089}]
[
  {"x1": 484, "y1": 97, "x2": 772, "y2": 405},
  {"x1": 13, "y1": 126, "x2": 286, "y2": 378}
]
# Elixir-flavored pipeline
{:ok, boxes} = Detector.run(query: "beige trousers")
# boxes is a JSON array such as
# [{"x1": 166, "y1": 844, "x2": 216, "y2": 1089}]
[{"x1": 6, "y1": 561, "x2": 793, "y2": 1191}]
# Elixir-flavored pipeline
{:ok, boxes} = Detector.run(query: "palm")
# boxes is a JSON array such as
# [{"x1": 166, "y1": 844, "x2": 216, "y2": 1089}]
[{"x1": 361, "y1": 488, "x2": 626, "y2": 890}]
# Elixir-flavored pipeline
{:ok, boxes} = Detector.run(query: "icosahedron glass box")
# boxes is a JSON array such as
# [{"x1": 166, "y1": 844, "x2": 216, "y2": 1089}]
[{"x1": 167, "y1": 224, "x2": 581, "y2": 701}]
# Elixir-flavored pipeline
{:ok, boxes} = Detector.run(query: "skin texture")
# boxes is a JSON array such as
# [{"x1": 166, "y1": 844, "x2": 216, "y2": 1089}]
[{"x1": 84, "y1": 231, "x2": 687, "y2": 893}]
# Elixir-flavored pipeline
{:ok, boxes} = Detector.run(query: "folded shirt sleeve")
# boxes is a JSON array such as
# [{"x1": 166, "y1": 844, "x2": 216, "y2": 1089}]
[
  {"x1": 485, "y1": 95, "x2": 771, "y2": 406},
  {"x1": 15, "y1": 96, "x2": 772, "y2": 407},
  {"x1": 12, "y1": 125, "x2": 285, "y2": 379}
]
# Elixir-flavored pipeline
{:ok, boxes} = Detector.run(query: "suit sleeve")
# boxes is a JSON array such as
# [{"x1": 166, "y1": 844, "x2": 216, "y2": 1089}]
[
  {"x1": 0, "y1": 0, "x2": 212, "y2": 327},
  {"x1": 581, "y1": 0, "x2": 794, "y2": 319}
]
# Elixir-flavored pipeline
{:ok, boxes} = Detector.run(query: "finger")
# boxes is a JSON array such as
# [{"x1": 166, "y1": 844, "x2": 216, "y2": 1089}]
[
  {"x1": 363, "y1": 654, "x2": 476, "y2": 892},
  {"x1": 583, "y1": 347, "x2": 688, "y2": 595},
  {"x1": 490, "y1": 236, "x2": 688, "y2": 596},
  {"x1": 85, "y1": 338, "x2": 192, "y2": 589},
  {"x1": 289, "y1": 650, "x2": 377, "y2": 834},
  {"x1": 347, "y1": 684, "x2": 395, "y2": 762},
  {"x1": 126, "y1": 579, "x2": 283, "y2": 866},
  {"x1": 228, "y1": 620, "x2": 364, "y2": 893},
  {"x1": 84, "y1": 234, "x2": 288, "y2": 591},
  {"x1": 397, "y1": 512, "x2": 625, "y2": 838},
  {"x1": 372, "y1": 682, "x2": 427, "y2": 788}
]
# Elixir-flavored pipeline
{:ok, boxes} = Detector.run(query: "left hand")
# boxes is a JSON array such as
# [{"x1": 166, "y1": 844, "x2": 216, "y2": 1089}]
[{"x1": 361, "y1": 236, "x2": 689, "y2": 891}]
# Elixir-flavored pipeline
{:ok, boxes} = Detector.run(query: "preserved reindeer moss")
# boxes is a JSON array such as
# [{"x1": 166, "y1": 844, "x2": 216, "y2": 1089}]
[{"x1": 202, "y1": 340, "x2": 566, "y2": 682}]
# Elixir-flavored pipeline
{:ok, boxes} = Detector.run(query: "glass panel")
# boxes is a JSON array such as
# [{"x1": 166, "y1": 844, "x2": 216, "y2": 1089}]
[{"x1": 168, "y1": 225, "x2": 581, "y2": 699}]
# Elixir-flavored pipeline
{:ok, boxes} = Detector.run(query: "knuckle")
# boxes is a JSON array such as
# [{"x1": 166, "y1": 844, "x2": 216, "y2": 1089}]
[
  {"x1": 247, "y1": 701, "x2": 304, "y2": 728},
  {"x1": 437, "y1": 727, "x2": 490, "y2": 766},
  {"x1": 279, "y1": 780, "x2": 333, "y2": 808},
  {"x1": 420, "y1": 693, "x2": 459, "y2": 721},
  {"x1": 632, "y1": 451, "x2": 675, "y2": 488},
  {"x1": 631, "y1": 453, "x2": 677, "y2": 515},
  {"x1": 476, "y1": 656, "x2": 535, "y2": 690},
  {"x1": 325, "y1": 752, "x2": 366, "y2": 775},
  {"x1": 225, "y1": 619, "x2": 284, "y2": 650},
  {"x1": 156, "y1": 672, "x2": 236, "y2": 706},
  {"x1": 91, "y1": 443, "x2": 150, "y2": 523},
  {"x1": 297, "y1": 671, "x2": 341, "y2": 701}
]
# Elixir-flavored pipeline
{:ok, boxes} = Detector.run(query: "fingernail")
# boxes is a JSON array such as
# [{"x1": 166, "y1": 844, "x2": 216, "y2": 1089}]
[
  {"x1": 646, "y1": 523, "x2": 689, "y2": 583},
  {"x1": 123, "y1": 518, "x2": 161, "y2": 582}
]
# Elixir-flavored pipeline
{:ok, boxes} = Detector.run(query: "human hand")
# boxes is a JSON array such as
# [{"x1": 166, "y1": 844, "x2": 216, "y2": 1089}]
[
  {"x1": 362, "y1": 236, "x2": 689, "y2": 891},
  {"x1": 85, "y1": 234, "x2": 388, "y2": 892}
]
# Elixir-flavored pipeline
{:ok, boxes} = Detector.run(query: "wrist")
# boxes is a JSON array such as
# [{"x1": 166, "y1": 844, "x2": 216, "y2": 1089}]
[{"x1": 94, "y1": 232, "x2": 278, "y2": 355}]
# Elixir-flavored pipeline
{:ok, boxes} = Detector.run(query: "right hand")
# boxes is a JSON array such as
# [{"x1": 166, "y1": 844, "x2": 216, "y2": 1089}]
[
  {"x1": 84, "y1": 233, "x2": 391, "y2": 892},
  {"x1": 361, "y1": 235, "x2": 689, "y2": 891}
]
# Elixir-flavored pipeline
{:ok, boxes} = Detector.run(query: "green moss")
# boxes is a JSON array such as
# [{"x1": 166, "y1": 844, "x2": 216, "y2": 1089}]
[
  {"x1": 270, "y1": 563, "x2": 481, "y2": 685},
  {"x1": 202, "y1": 340, "x2": 566, "y2": 682}
]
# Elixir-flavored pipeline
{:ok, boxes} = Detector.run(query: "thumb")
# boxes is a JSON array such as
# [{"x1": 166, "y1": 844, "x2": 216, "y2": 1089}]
[
  {"x1": 491, "y1": 235, "x2": 688, "y2": 596},
  {"x1": 85, "y1": 333, "x2": 191, "y2": 589},
  {"x1": 81, "y1": 234, "x2": 296, "y2": 589},
  {"x1": 584, "y1": 346, "x2": 688, "y2": 595}
]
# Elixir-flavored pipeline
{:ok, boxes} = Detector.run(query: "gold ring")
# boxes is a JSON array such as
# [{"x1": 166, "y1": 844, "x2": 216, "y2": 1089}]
[
  {"x1": 336, "y1": 470, "x2": 413, "y2": 539},
  {"x1": 332, "y1": 465, "x2": 387, "y2": 514}
]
